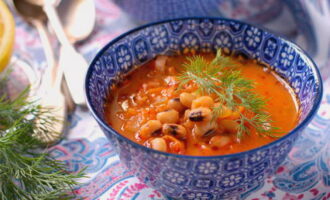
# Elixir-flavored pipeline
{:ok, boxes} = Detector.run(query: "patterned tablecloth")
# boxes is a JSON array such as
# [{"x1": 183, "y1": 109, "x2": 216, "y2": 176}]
[{"x1": 11, "y1": 0, "x2": 330, "y2": 199}]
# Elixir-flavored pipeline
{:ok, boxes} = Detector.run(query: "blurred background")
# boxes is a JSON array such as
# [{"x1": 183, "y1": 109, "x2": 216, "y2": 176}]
[{"x1": 11, "y1": 0, "x2": 330, "y2": 80}]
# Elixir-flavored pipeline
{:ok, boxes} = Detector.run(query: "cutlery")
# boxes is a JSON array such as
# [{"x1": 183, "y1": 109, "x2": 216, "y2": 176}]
[
  {"x1": 57, "y1": 0, "x2": 95, "y2": 102},
  {"x1": 28, "y1": 0, "x2": 92, "y2": 106},
  {"x1": 12, "y1": 0, "x2": 71, "y2": 144},
  {"x1": 56, "y1": 0, "x2": 95, "y2": 44}
]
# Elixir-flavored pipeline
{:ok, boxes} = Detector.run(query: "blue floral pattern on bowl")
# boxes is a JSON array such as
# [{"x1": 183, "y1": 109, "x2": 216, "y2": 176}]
[{"x1": 85, "y1": 18, "x2": 322, "y2": 199}]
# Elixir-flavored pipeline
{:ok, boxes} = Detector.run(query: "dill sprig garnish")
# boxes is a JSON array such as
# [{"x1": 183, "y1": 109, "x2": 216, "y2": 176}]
[
  {"x1": 0, "y1": 79, "x2": 85, "y2": 199},
  {"x1": 177, "y1": 49, "x2": 280, "y2": 140}
]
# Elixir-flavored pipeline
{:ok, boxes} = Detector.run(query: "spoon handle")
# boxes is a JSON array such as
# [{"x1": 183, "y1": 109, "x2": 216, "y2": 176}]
[
  {"x1": 43, "y1": 1, "x2": 87, "y2": 106},
  {"x1": 32, "y1": 19, "x2": 75, "y2": 111},
  {"x1": 42, "y1": 1, "x2": 72, "y2": 49},
  {"x1": 30, "y1": 19, "x2": 68, "y2": 144},
  {"x1": 32, "y1": 20, "x2": 59, "y2": 90},
  {"x1": 59, "y1": 46, "x2": 88, "y2": 106}
]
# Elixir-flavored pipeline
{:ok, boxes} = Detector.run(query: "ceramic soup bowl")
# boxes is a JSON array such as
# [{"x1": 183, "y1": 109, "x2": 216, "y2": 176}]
[{"x1": 85, "y1": 17, "x2": 322, "y2": 199}]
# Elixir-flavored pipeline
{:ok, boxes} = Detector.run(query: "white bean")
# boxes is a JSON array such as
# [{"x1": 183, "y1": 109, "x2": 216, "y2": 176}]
[
  {"x1": 156, "y1": 109, "x2": 179, "y2": 124},
  {"x1": 180, "y1": 92, "x2": 195, "y2": 108},
  {"x1": 139, "y1": 120, "x2": 162, "y2": 139},
  {"x1": 191, "y1": 96, "x2": 214, "y2": 109},
  {"x1": 150, "y1": 137, "x2": 167, "y2": 152},
  {"x1": 219, "y1": 120, "x2": 239, "y2": 134},
  {"x1": 167, "y1": 98, "x2": 185, "y2": 112},
  {"x1": 209, "y1": 135, "x2": 232, "y2": 148}
]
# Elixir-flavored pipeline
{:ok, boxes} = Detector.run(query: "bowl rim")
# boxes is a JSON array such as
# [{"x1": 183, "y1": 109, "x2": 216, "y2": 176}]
[{"x1": 85, "y1": 17, "x2": 323, "y2": 159}]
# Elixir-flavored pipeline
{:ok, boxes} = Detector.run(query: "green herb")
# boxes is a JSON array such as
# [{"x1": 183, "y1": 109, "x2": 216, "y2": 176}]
[
  {"x1": 0, "y1": 80, "x2": 85, "y2": 199},
  {"x1": 177, "y1": 49, "x2": 280, "y2": 140}
]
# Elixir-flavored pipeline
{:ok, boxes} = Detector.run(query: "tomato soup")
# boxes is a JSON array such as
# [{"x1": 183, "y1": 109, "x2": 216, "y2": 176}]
[{"x1": 105, "y1": 53, "x2": 299, "y2": 156}]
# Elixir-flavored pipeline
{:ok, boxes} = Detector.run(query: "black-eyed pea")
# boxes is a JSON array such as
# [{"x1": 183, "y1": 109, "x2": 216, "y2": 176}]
[
  {"x1": 191, "y1": 91, "x2": 201, "y2": 99},
  {"x1": 191, "y1": 96, "x2": 214, "y2": 109},
  {"x1": 179, "y1": 92, "x2": 195, "y2": 107},
  {"x1": 229, "y1": 106, "x2": 244, "y2": 120},
  {"x1": 183, "y1": 120, "x2": 194, "y2": 129},
  {"x1": 139, "y1": 120, "x2": 162, "y2": 139},
  {"x1": 182, "y1": 109, "x2": 194, "y2": 128},
  {"x1": 219, "y1": 120, "x2": 239, "y2": 134},
  {"x1": 184, "y1": 109, "x2": 191, "y2": 121},
  {"x1": 156, "y1": 109, "x2": 179, "y2": 123},
  {"x1": 162, "y1": 124, "x2": 187, "y2": 140},
  {"x1": 217, "y1": 104, "x2": 233, "y2": 119},
  {"x1": 189, "y1": 107, "x2": 212, "y2": 122},
  {"x1": 209, "y1": 135, "x2": 232, "y2": 148},
  {"x1": 167, "y1": 98, "x2": 185, "y2": 112},
  {"x1": 150, "y1": 137, "x2": 168, "y2": 152},
  {"x1": 163, "y1": 135, "x2": 185, "y2": 154},
  {"x1": 193, "y1": 121, "x2": 218, "y2": 137}
]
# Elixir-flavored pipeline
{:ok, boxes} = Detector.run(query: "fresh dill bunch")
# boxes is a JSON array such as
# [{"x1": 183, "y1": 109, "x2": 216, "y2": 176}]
[
  {"x1": 177, "y1": 49, "x2": 280, "y2": 140},
  {"x1": 0, "y1": 82, "x2": 85, "y2": 199}
]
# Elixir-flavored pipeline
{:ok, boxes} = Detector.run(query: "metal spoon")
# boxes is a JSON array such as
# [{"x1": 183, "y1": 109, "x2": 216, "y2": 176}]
[
  {"x1": 27, "y1": 0, "x2": 92, "y2": 106},
  {"x1": 57, "y1": 0, "x2": 95, "y2": 43},
  {"x1": 57, "y1": 0, "x2": 95, "y2": 106},
  {"x1": 11, "y1": 0, "x2": 70, "y2": 144}
]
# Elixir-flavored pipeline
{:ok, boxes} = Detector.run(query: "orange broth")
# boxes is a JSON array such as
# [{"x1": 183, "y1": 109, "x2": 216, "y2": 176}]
[{"x1": 105, "y1": 54, "x2": 299, "y2": 156}]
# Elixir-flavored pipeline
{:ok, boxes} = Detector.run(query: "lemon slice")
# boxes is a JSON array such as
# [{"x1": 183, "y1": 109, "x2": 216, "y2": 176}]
[{"x1": 0, "y1": 0, "x2": 15, "y2": 72}]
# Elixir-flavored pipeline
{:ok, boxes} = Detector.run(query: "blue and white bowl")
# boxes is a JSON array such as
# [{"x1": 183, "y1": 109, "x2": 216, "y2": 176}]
[{"x1": 85, "y1": 18, "x2": 323, "y2": 199}]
